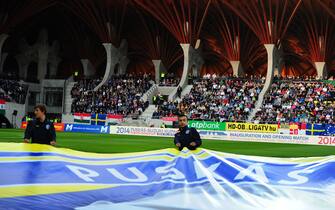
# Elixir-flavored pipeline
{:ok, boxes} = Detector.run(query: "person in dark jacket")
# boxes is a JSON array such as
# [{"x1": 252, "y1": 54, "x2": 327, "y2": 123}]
[
  {"x1": 174, "y1": 114, "x2": 202, "y2": 151},
  {"x1": 177, "y1": 86, "x2": 182, "y2": 98},
  {"x1": 23, "y1": 104, "x2": 56, "y2": 146}
]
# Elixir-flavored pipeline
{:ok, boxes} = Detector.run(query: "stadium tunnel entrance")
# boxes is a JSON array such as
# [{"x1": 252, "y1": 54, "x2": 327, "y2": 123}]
[{"x1": 0, "y1": 114, "x2": 12, "y2": 128}]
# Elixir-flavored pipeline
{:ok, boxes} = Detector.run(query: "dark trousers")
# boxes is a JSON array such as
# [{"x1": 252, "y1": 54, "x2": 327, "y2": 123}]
[{"x1": 178, "y1": 143, "x2": 199, "y2": 151}]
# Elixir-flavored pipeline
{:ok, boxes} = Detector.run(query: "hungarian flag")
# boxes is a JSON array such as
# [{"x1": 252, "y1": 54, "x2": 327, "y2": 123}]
[
  {"x1": 107, "y1": 114, "x2": 124, "y2": 125},
  {"x1": 0, "y1": 100, "x2": 6, "y2": 116},
  {"x1": 73, "y1": 113, "x2": 91, "y2": 124}
]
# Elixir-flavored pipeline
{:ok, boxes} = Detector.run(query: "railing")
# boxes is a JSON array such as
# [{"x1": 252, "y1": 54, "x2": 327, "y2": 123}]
[{"x1": 141, "y1": 83, "x2": 157, "y2": 103}]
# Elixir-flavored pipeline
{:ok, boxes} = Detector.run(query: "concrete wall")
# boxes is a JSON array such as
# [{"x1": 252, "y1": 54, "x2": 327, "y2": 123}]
[
  {"x1": 157, "y1": 86, "x2": 176, "y2": 96},
  {"x1": 62, "y1": 113, "x2": 74, "y2": 123},
  {"x1": 24, "y1": 79, "x2": 65, "y2": 114}
]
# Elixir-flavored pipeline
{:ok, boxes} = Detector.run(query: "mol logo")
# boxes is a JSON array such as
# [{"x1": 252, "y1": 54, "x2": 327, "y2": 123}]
[
  {"x1": 65, "y1": 124, "x2": 73, "y2": 131},
  {"x1": 100, "y1": 126, "x2": 109, "y2": 133}
]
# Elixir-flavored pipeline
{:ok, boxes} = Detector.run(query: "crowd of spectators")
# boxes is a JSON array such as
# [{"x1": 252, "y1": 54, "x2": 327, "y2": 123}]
[
  {"x1": 153, "y1": 76, "x2": 264, "y2": 121},
  {"x1": 152, "y1": 93, "x2": 179, "y2": 119},
  {"x1": 71, "y1": 74, "x2": 152, "y2": 118},
  {"x1": 253, "y1": 78, "x2": 335, "y2": 124},
  {"x1": 0, "y1": 78, "x2": 28, "y2": 104}
]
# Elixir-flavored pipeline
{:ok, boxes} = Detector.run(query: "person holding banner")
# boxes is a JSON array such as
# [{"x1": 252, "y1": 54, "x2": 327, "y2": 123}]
[
  {"x1": 174, "y1": 114, "x2": 202, "y2": 151},
  {"x1": 23, "y1": 105, "x2": 56, "y2": 146}
]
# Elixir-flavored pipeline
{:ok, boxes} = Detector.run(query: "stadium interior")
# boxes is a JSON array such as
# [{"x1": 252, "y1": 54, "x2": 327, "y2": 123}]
[
  {"x1": 1, "y1": 1, "x2": 335, "y2": 210},
  {"x1": 1, "y1": 0, "x2": 335, "y2": 129}
]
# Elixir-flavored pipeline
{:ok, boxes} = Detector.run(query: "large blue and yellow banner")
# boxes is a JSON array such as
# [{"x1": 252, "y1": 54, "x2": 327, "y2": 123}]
[{"x1": 0, "y1": 143, "x2": 334, "y2": 210}]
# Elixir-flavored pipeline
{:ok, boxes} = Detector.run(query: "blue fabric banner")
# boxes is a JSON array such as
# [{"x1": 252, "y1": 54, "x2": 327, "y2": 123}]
[{"x1": 0, "y1": 143, "x2": 334, "y2": 210}]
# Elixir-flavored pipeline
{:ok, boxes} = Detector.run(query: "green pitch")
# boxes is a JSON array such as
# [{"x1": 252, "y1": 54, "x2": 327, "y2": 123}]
[{"x1": 0, "y1": 129, "x2": 334, "y2": 157}]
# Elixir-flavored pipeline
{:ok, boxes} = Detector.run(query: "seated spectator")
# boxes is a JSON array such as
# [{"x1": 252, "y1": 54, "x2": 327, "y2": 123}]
[
  {"x1": 152, "y1": 99, "x2": 179, "y2": 119},
  {"x1": 0, "y1": 78, "x2": 28, "y2": 104},
  {"x1": 253, "y1": 78, "x2": 335, "y2": 124},
  {"x1": 153, "y1": 76, "x2": 264, "y2": 121},
  {"x1": 71, "y1": 74, "x2": 152, "y2": 117}
]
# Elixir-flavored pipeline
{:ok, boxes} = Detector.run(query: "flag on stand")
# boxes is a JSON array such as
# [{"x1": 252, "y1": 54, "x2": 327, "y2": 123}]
[
  {"x1": 106, "y1": 114, "x2": 124, "y2": 125},
  {"x1": 91, "y1": 113, "x2": 107, "y2": 125},
  {"x1": 73, "y1": 113, "x2": 91, "y2": 124},
  {"x1": 0, "y1": 100, "x2": 6, "y2": 116},
  {"x1": 306, "y1": 123, "x2": 325, "y2": 136}
]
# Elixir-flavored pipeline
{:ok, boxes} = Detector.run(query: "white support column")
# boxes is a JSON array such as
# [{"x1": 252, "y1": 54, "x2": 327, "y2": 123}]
[
  {"x1": 179, "y1": 43, "x2": 191, "y2": 89},
  {"x1": 0, "y1": 34, "x2": 9, "y2": 74},
  {"x1": 247, "y1": 44, "x2": 276, "y2": 122},
  {"x1": 152, "y1": 59, "x2": 162, "y2": 84},
  {"x1": 230, "y1": 60, "x2": 244, "y2": 77},
  {"x1": 264, "y1": 44, "x2": 275, "y2": 83},
  {"x1": 315, "y1": 62, "x2": 327, "y2": 79},
  {"x1": 168, "y1": 43, "x2": 192, "y2": 101},
  {"x1": 81, "y1": 59, "x2": 95, "y2": 77},
  {"x1": 94, "y1": 43, "x2": 119, "y2": 91}
]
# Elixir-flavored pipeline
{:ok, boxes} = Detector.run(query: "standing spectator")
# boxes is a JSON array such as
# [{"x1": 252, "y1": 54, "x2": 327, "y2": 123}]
[{"x1": 177, "y1": 86, "x2": 182, "y2": 98}]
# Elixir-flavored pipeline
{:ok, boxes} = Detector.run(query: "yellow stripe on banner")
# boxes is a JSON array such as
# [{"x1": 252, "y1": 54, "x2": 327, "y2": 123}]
[
  {"x1": 0, "y1": 184, "x2": 115, "y2": 198},
  {"x1": 0, "y1": 143, "x2": 179, "y2": 159},
  {"x1": 0, "y1": 149, "x2": 211, "y2": 164},
  {"x1": 0, "y1": 143, "x2": 210, "y2": 161},
  {"x1": 0, "y1": 155, "x2": 175, "y2": 165}
]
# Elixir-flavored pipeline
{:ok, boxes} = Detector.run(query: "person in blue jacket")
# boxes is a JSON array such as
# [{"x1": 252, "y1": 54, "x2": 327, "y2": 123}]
[{"x1": 174, "y1": 114, "x2": 202, "y2": 151}]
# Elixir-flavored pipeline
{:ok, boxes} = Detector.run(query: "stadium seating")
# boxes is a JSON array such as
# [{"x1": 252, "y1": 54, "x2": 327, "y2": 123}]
[
  {"x1": 153, "y1": 76, "x2": 264, "y2": 122},
  {"x1": 0, "y1": 78, "x2": 28, "y2": 104},
  {"x1": 152, "y1": 94, "x2": 179, "y2": 119},
  {"x1": 71, "y1": 75, "x2": 151, "y2": 118},
  {"x1": 253, "y1": 77, "x2": 335, "y2": 124}
]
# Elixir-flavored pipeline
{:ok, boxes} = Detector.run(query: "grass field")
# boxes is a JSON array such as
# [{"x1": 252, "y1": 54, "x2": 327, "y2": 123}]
[{"x1": 0, "y1": 129, "x2": 334, "y2": 157}]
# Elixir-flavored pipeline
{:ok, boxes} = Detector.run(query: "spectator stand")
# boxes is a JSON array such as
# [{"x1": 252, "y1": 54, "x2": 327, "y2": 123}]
[
  {"x1": 253, "y1": 77, "x2": 335, "y2": 125},
  {"x1": 71, "y1": 75, "x2": 152, "y2": 119}
]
